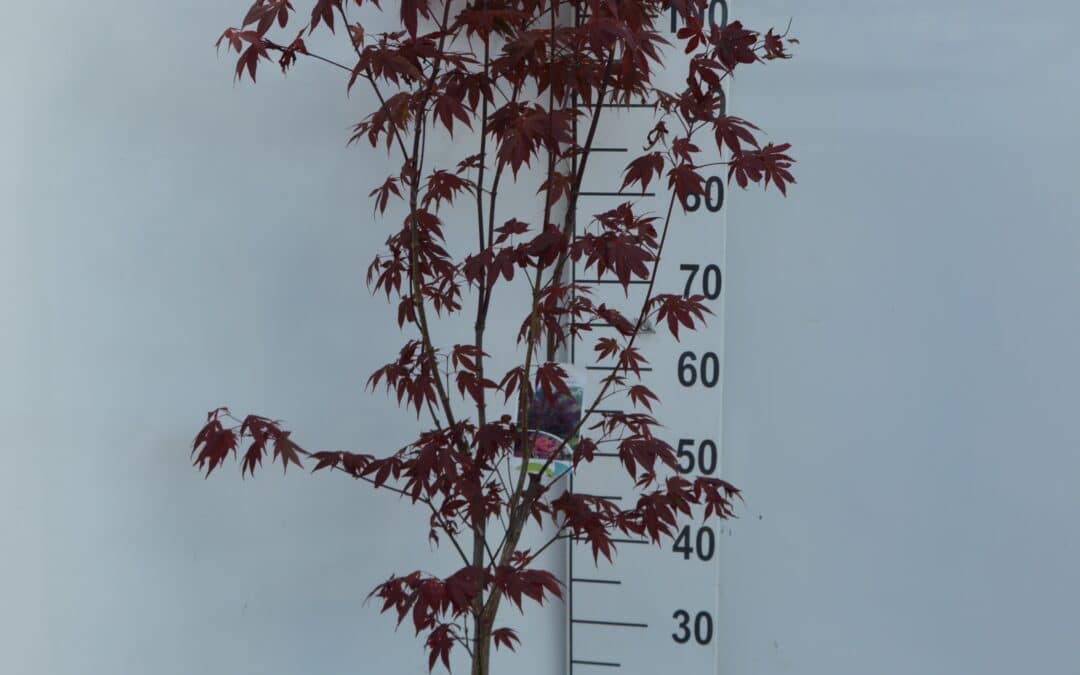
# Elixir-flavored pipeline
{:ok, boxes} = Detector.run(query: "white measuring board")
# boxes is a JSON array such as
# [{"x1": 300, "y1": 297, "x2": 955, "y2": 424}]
[{"x1": 566, "y1": 2, "x2": 731, "y2": 673}]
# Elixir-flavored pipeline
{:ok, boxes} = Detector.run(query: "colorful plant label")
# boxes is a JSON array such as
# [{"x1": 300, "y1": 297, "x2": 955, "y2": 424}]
[{"x1": 513, "y1": 364, "x2": 585, "y2": 480}]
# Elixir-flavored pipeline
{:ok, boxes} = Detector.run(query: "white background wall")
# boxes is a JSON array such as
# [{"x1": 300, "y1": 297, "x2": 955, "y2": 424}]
[{"x1": 5, "y1": 1, "x2": 1080, "y2": 674}]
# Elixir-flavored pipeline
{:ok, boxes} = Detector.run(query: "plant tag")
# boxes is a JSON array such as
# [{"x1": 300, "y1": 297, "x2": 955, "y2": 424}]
[{"x1": 511, "y1": 363, "x2": 586, "y2": 480}]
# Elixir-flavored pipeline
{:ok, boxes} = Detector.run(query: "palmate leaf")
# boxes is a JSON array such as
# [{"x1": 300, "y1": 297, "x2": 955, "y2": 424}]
[
  {"x1": 649, "y1": 293, "x2": 713, "y2": 340},
  {"x1": 492, "y1": 627, "x2": 520, "y2": 651},
  {"x1": 426, "y1": 624, "x2": 454, "y2": 671},
  {"x1": 712, "y1": 115, "x2": 761, "y2": 154},
  {"x1": 309, "y1": 0, "x2": 339, "y2": 33},
  {"x1": 433, "y1": 93, "x2": 473, "y2": 136},
  {"x1": 370, "y1": 176, "x2": 402, "y2": 214},
  {"x1": 401, "y1": 0, "x2": 432, "y2": 37},
  {"x1": 668, "y1": 163, "x2": 706, "y2": 209},
  {"x1": 191, "y1": 417, "x2": 237, "y2": 477},
  {"x1": 622, "y1": 152, "x2": 665, "y2": 193},
  {"x1": 628, "y1": 384, "x2": 658, "y2": 411},
  {"x1": 728, "y1": 142, "x2": 796, "y2": 195}
]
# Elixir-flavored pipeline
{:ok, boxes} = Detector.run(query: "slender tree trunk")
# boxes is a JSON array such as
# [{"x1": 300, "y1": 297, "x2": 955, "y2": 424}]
[
  {"x1": 470, "y1": 617, "x2": 492, "y2": 675},
  {"x1": 471, "y1": 516, "x2": 488, "y2": 673}
]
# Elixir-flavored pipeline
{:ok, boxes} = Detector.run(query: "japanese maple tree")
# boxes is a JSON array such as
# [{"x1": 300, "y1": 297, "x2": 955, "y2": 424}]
[{"x1": 193, "y1": 1, "x2": 795, "y2": 672}]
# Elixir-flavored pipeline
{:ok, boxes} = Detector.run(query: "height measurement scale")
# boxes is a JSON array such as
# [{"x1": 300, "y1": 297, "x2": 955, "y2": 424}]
[{"x1": 566, "y1": 2, "x2": 731, "y2": 673}]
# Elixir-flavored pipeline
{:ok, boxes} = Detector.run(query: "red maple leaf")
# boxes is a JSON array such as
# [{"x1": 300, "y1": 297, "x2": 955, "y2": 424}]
[
  {"x1": 369, "y1": 176, "x2": 402, "y2": 214},
  {"x1": 492, "y1": 627, "x2": 520, "y2": 651},
  {"x1": 713, "y1": 115, "x2": 761, "y2": 155},
  {"x1": 621, "y1": 152, "x2": 665, "y2": 193},
  {"x1": 191, "y1": 416, "x2": 237, "y2": 477},
  {"x1": 728, "y1": 142, "x2": 796, "y2": 195}
]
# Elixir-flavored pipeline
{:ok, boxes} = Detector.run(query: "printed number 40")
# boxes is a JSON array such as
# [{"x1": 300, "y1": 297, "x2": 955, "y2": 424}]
[{"x1": 673, "y1": 525, "x2": 716, "y2": 561}]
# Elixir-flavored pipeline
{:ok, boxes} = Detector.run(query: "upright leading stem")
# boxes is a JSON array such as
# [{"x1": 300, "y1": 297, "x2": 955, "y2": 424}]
[{"x1": 470, "y1": 618, "x2": 492, "y2": 675}]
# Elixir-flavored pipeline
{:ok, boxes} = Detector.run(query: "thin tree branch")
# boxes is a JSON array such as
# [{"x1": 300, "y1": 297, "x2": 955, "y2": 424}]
[{"x1": 286, "y1": 442, "x2": 472, "y2": 566}]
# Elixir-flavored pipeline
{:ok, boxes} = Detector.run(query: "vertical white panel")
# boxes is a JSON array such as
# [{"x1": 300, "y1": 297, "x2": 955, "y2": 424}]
[{"x1": 567, "y1": 3, "x2": 730, "y2": 673}]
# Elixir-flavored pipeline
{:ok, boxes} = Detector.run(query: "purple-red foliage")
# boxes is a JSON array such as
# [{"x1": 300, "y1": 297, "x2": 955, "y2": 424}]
[{"x1": 198, "y1": 0, "x2": 793, "y2": 671}]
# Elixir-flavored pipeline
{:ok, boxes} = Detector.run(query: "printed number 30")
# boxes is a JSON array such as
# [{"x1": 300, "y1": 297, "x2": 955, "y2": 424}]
[{"x1": 672, "y1": 610, "x2": 714, "y2": 645}]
